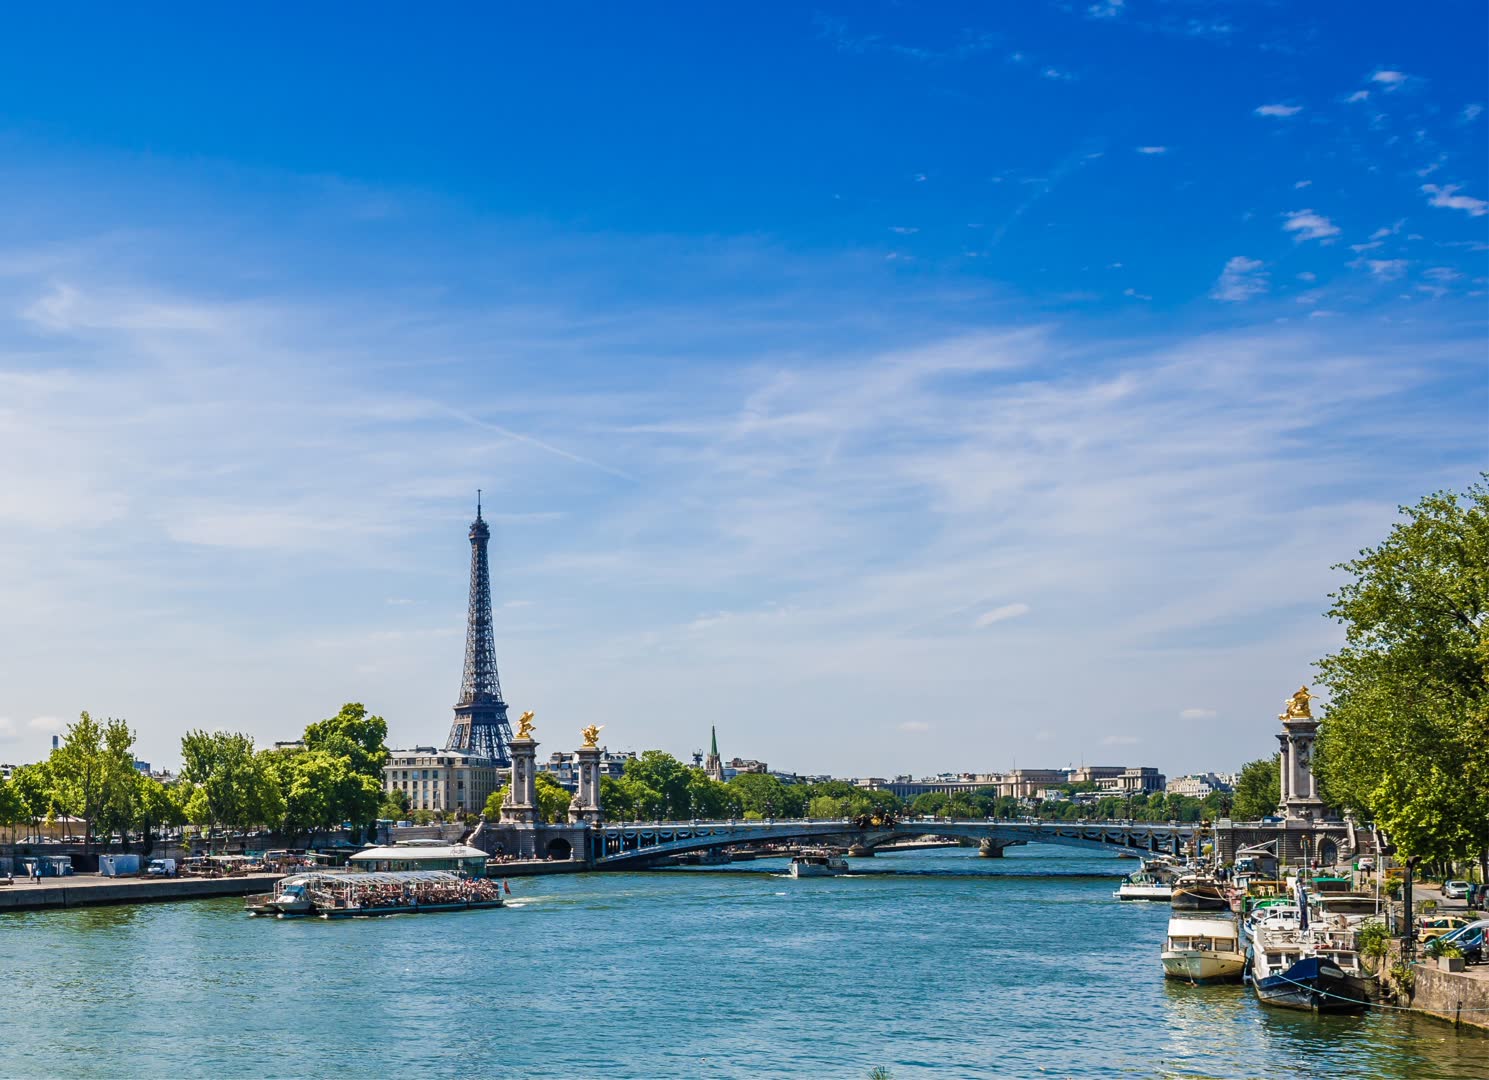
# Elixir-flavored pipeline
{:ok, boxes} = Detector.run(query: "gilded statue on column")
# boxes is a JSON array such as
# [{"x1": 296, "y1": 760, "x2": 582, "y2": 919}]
[
  {"x1": 515, "y1": 710, "x2": 536, "y2": 739},
  {"x1": 581, "y1": 724, "x2": 603, "y2": 748},
  {"x1": 1281, "y1": 686, "x2": 1312, "y2": 720}
]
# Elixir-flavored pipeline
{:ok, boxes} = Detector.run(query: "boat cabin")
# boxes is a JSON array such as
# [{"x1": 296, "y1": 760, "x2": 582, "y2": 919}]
[
  {"x1": 347, "y1": 842, "x2": 488, "y2": 876},
  {"x1": 1166, "y1": 917, "x2": 1238, "y2": 954}
]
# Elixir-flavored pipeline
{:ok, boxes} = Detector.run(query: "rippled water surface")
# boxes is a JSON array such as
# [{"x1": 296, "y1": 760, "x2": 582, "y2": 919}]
[{"x1": 4, "y1": 846, "x2": 1484, "y2": 1078}]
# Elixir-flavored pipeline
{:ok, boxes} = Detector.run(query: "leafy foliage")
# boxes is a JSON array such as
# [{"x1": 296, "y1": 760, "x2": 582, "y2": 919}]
[
  {"x1": 1231, "y1": 756, "x2": 1280, "y2": 821},
  {"x1": 178, "y1": 729, "x2": 283, "y2": 845},
  {"x1": 1315, "y1": 479, "x2": 1489, "y2": 871}
]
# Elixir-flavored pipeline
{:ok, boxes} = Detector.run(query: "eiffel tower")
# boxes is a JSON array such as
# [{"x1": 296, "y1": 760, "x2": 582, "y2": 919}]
[{"x1": 445, "y1": 493, "x2": 514, "y2": 764}]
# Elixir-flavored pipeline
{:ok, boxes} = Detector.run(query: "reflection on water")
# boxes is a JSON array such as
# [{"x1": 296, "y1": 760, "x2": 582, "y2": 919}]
[{"x1": 2, "y1": 846, "x2": 1483, "y2": 1078}]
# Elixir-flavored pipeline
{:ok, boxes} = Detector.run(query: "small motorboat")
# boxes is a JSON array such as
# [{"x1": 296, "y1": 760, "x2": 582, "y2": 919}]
[
  {"x1": 1161, "y1": 915, "x2": 1246, "y2": 983},
  {"x1": 244, "y1": 875, "x2": 315, "y2": 918},
  {"x1": 789, "y1": 851, "x2": 850, "y2": 878}
]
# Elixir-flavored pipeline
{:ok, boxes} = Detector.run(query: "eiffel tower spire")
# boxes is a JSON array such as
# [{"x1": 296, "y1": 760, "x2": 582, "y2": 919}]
[{"x1": 445, "y1": 494, "x2": 513, "y2": 764}]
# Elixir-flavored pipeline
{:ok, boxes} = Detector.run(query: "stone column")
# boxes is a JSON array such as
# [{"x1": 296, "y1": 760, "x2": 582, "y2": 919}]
[
  {"x1": 1277, "y1": 688, "x2": 1324, "y2": 822},
  {"x1": 501, "y1": 733, "x2": 538, "y2": 825},
  {"x1": 568, "y1": 743, "x2": 603, "y2": 825},
  {"x1": 1276, "y1": 731, "x2": 1291, "y2": 809}
]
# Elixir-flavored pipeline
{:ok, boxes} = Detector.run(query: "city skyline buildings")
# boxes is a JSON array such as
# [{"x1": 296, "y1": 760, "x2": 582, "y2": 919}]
[{"x1": 0, "y1": 7, "x2": 1483, "y2": 778}]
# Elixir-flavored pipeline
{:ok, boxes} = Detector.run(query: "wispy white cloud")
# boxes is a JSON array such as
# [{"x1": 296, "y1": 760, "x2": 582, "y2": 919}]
[
  {"x1": 1463, "y1": 104, "x2": 1484, "y2": 123},
  {"x1": 974, "y1": 603, "x2": 1031, "y2": 628},
  {"x1": 1345, "y1": 90, "x2": 1369, "y2": 104},
  {"x1": 1135, "y1": 146, "x2": 1167, "y2": 155},
  {"x1": 1179, "y1": 708, "x2": 1217, "y2": 720},
  {"x1": 0, "y1": 218, "x2": 1482, "y2": 779},
  {"x1": 899, "y1": 720, "x2": 931, "y2": 733},
  {"x1": 1211, "y1": 256, "x2": 1268, "y2": 301},
  {"x1": 1422, "y1": 184, "x2": 1488, "y2": 217},
  {"x1": 1087, "y1": 0, "x2": 1124, "y2": 18},
  {"x1": 1371, "y1": 69, "x2": 1408, "y2": 89},
  {"x1": 1283, "y1": 209, "x2": 1340, "y2": 244},
  {"x1": 1294, "y1": 180, "x2": 1312, "y2": 189},
  {"x1": 1255, "y1": 104, "x2": 1302, "y2": 118},
  {"x1": 1042, "y1": 67, "x2": 1075, "y2": 81},
  {"x1": 1351, "y1": 258, "x2": 1407, "y2": 280}
]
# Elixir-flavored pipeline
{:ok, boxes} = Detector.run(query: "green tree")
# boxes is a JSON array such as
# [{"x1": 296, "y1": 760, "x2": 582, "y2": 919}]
[
  {"x1": 50, "y1": 712, "x2": 136, "y2": 846},
  {"x1": 0, "y1": 779, "x2": 26, "y2": 843},
  {"x1": 134, "y1": 773, "x2": 184, "y2": 854},
  {"x1": 1315, "y1": 480, "x2": 1489, "y2": 875},
  {"x1": 808, "y1": 795, "x2": 845, "y2": 819},
  {"x1": 379, "y1": 788, "x2": 411, "y2": 819},
  {"x1": 9, "y1": 761, "x2": 57, "y2": 833},
  {"x1": 726, "y1": 773, "x2": 806, "y2": 818},
  {"x1": 94, "y1": 718, "x2": 143, "y2": 847},
  {"x1": 179, "y1": 730, "x2": 284, "y2": 847},
  {"x1": 1231, "y1": 756, "x2": 1280, "y2": 821},
  {"x1": 301, "y1": 702, "x2": 389, "y2": 829}
]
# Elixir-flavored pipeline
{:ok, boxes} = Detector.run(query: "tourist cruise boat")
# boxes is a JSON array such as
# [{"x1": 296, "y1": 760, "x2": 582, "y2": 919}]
[
  {"x1": 789, "y1": 851, "x2": 850, "y2": 878},
  {"x1": 244, "y1": 870, "x2": 505, "y2": 918},
  {"x1": 1247, "y1": 883, "x2": 1369, "y2": 1012},
  {"x1": 1161, "y1": 915, "x2": 1246, "y2": 984}
]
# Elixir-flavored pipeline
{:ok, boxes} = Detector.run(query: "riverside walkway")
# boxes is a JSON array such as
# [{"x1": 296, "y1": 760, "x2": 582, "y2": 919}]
[{"x1": 0, "y1": 872, "x2": 283, "y2": 912}]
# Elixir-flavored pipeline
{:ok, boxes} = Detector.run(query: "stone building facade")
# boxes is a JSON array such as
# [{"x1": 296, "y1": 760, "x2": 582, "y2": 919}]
[{"x1": 383, "y1": 746, "x2": 504, "y2": 816}]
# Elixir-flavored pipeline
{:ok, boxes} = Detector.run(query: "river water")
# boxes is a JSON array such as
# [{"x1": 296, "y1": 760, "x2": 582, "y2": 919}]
[{"x1": 3, "y1": 846, "x2": 1483, "y2": 1078}]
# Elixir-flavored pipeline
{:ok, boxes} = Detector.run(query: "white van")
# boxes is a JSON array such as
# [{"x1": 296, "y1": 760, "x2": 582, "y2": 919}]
[{"x1": 146, "y1": 858, "x2": 177, "y2": 877}]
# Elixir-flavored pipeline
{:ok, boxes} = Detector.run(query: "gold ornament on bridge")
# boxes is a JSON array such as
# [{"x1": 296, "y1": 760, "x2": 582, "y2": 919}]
[
  {"x1": 515, "y1": 710, "x2": 536, "y2": 739},
  {"x1": 1281, "y1": 686, "x2": 1313, "y2": 720},
  {"x1": 581, "y1": 723, "x2": 604, "y2": 748}
]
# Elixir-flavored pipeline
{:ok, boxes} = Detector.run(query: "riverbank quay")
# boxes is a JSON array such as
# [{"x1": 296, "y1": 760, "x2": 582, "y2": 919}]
[
  {"x1": 1402, "y1": 961, "x2": 1489, "y2": 1032},
  {"x1": 487, "y1": 859, "x2": 587, "y2": 878},
  {"x1": 0, "y1": 872, "x2": 282, "y2": 912}
]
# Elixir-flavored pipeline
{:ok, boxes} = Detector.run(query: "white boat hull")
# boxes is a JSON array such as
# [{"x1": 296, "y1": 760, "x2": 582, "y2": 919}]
[
  {"x1": 1161, "y1": 950, "x2": 1246, "y2": 983},
  {"x1": 1117, "y1": 884, "x2": 1173, "y2": 901}
]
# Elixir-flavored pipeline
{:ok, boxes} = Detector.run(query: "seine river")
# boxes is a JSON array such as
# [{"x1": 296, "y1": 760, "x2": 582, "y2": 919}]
[{"x1": 4, "y1": 846, "x2": 1484, "y2": 1078}]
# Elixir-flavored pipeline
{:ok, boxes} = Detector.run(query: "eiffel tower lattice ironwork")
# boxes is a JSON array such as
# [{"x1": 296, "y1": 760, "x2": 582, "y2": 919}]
[{"x1": 445, "y1": 492, "x2": 513, "y2": 764}]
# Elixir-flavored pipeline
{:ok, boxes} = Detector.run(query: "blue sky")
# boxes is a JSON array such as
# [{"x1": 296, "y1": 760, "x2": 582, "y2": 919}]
[{"x1": 0, "y1": 3, "x2": 1484, "y2": 776}]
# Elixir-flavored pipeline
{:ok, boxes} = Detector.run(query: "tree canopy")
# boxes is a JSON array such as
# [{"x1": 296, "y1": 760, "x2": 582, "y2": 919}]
[
  {"x1": 1231, "y1": 756, "x2": 1280, "y2": 821},
  {"x1": 1314, "y1": 479, "x2": 1489, "y2": 874}
]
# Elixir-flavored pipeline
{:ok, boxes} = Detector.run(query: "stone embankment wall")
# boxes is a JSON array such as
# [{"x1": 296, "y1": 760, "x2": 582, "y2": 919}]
[
  {"x1": 1405, "y1": 963, "x2": 1489, "y2": 1032},
  {"x1": 0, "y1": 873, "x2": 282, "y2": 913}
]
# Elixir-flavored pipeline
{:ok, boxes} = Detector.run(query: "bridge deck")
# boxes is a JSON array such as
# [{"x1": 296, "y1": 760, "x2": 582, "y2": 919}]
[{"x1": 588, "y1": 818, "x2": 1196, "y2": 867}]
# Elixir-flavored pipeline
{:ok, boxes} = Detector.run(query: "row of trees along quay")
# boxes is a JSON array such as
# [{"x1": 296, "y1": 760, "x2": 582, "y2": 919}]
[
  {"x1": 2, "y1": 480, "x2": 1484, "y2": 877},
  {"x1": 0, "y1": 704, "x2": 390, "y2": 852}
]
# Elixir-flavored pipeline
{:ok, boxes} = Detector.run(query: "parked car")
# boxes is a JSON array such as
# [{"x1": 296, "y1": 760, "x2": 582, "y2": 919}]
[
  {"x1": 1427, "y1": 919, "x2": 1489, "y2": 964},
  {"x1": 1417, "y1": 915, "x2": 1473, "y2": 941},
  {"x1": 1442, "y1": 880, "x2": 1471, "y2": 900}
]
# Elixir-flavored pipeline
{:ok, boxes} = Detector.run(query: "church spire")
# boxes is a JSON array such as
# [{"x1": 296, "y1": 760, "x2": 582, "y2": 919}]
[{"x1": 704, "y1": 725, "x2": 723, "y2": 782}]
